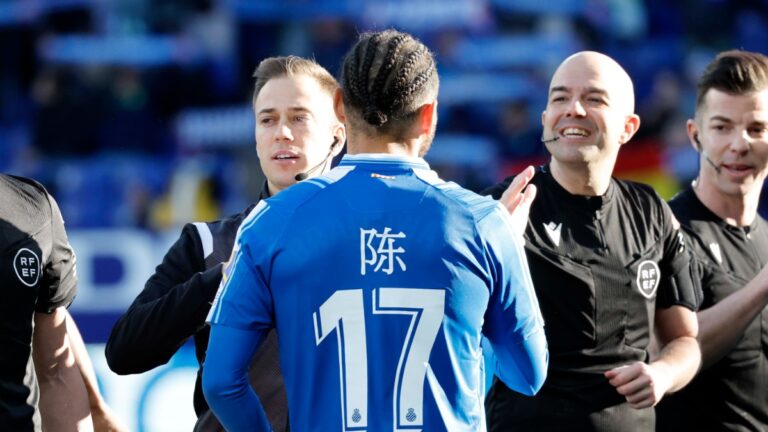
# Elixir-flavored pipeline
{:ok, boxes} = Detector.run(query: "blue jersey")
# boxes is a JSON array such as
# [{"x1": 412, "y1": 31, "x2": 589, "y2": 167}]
[{"x1": 205, "y1": 154, "x2": 546, "y2": 432}]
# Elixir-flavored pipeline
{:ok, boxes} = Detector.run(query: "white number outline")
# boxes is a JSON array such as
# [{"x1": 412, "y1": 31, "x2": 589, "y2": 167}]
[
  {"x1": 313, "y1": 290, "x2": 368, "y2": 430},
  {"x1": 313, "y1": 288, "x2": 445, "y2": 431}
]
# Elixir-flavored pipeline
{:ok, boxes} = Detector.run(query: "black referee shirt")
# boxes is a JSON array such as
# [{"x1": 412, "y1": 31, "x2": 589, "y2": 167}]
[
  {"x1": 658, "y1": 186, "x2": 768, "y2": 432},
  {"x1": 0, "y1": 174, "x2": 77, "y2": 432},
  {"x1": 483, "y1": 165, "x2": 699, "y2": 431},
  {"x1": 106, "y1": 182, "x2": 288, "y2": 432}
]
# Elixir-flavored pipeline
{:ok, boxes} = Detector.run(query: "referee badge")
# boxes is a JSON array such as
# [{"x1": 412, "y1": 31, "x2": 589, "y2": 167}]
[
  {"x1": 636, "y1": 260, "x2": 660, "y2": 299},
  {"x1": 14, "y1": 248, "x2": 40, "y2": 287}
]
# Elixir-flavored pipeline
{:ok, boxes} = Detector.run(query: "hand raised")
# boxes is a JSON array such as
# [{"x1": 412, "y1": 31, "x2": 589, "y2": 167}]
[{"x1": 499, "y1": 166, "x2": 537, "y2": 236}]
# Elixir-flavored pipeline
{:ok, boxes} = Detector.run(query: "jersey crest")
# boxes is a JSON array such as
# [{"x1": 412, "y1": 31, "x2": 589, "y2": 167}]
[
  {"x1": 635, "y1": 260, "x2": 660, "y2": 299},
  {"x1": 13, "y1": 248, "x2": 40, "y2": 287}
]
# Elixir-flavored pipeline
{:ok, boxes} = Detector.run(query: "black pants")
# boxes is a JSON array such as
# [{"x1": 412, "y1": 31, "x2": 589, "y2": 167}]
[{"x1": 486, "y1": 381, "x2": 654, "y2": 432}]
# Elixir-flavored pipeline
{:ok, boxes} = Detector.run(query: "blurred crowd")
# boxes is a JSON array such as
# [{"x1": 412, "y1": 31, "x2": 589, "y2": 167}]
[{"x1": 2, "y1": 0, "x2": 768, "y2": 229}]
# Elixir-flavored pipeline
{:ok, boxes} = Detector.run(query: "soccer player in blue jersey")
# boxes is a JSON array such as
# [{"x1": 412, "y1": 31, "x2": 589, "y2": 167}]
[{"x1": 203, "y1": 29, "x2": 548, "y2": 431}]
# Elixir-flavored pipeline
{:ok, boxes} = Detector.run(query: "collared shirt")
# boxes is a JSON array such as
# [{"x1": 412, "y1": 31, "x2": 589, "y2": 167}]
[
  {"x1": 0, "y1": 174, "x2": 77, "y2": 432},
  {"x1": 483, "y1": 165, "x2": 698, "y2": 409},
  {"x1": 660, "y1": 186, "x2": 768, "y2": 431},
  {"x1": 106, "y1": 182, "x2": 290, "y2": 432}
]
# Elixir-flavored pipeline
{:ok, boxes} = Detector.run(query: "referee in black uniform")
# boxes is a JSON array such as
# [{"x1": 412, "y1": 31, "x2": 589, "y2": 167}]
[
  {"x1": 657, "y1": 51, "x2": 768, "y2": 431},
  {"x1": 484, "y1": 51, "x2": 701, "y2": 431},
  {"x1": 105, "y1": 56, "x2": 345, "y2": 432},
  {"x1": 1, "y1": 174, "x2": 90, "y2": 431}
]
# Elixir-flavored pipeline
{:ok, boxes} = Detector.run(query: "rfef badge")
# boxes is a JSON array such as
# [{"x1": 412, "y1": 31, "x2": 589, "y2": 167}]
[
  {"x1": 636, "y1": 260, "x2": 660, "y2": 299},
  {"x1": 14, "y1": 248, "x2": 40, "y2": 287}
]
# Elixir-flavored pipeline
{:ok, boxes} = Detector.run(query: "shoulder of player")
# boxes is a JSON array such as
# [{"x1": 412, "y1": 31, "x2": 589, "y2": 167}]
[
  {"x1": 757, "y1": 215, "x2": 768, "y2": 233},
  {"x1": 667, "y1": 187, "x2": 698, "y2": 224},
  {"x1": 612, "y1": 177, "x2": 660, "y2": 199},
  {"x1": 234, "y1": 193, "x2": 304, "y2": 245},
  {"x1": 1, "y1": 174, "x2": 51, "y2": 208},
  {"x1": 610, "y1": 178, "x2": 681, "y2": 238},
  {"x1": 191, "y1": 202, "x2": 259, "y2": 235},
  {"x1": 748, "y1": 215, "x2": 768, "y2": 246},
  {"x1": 1, "y1": 174, "x2": 56, "y2": 228},
  {"x1": 425, "y1": 179, "x2": 503, "y2": 224},
  {"x1": 612, "y1": 177, "x2": 669, "y2": 212},
  {"x1": 166, "y1": 203, "x2": 257, "y2": 262}
]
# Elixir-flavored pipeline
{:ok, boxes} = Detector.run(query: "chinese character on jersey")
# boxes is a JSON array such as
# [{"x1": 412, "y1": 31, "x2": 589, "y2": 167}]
[{"x1": 360, "y1": 227, "x2": 407, "y2": 275}]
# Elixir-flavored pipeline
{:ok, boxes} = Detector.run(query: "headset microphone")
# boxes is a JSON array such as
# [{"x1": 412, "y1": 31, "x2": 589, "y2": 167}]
[
  {"x1": 703, "y1": 154, "x2": 721, "y2": 174},
  {"x1": 694, "y1": 134, "x2": 721, "y2": 174},
  {"x1": 541, "y1": 136, "x2": 560, "y2": 144},
  {"x1": 294, "y1": 137, "x2": 340, "y2": 182}
]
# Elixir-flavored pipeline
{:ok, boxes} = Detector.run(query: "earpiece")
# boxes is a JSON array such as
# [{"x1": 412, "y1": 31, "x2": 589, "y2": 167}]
[{"x1": 693, "y1": 132, "x2": 722, "y2": 174}]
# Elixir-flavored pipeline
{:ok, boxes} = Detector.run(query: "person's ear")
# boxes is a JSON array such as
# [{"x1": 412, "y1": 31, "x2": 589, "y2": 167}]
[
  {"x1": 418, "y1": 101, "x2": 437, "y2": 136},
  {"x1": 619, "y1": 114, "x2": 641, "y2": 145},
  {"x1": 333, "y1": 88, "x2": 346, "y2": 124},
  {"x1": 687, "y1": 119, "x2": 701, "y2": 151},
  {"x1": 331, "y1": 123, "x2": 346, "y2": 157}
]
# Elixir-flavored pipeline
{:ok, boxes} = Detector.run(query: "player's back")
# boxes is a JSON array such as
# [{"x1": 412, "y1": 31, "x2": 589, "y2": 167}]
[{"x1": 256, "y1": 155, "x2": 535, "y2": 431}]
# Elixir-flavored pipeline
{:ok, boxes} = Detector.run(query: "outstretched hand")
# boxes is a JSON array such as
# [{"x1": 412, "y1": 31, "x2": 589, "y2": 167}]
[{"x1": 499, "y1": 166, "x2": 537, "y2": 236}]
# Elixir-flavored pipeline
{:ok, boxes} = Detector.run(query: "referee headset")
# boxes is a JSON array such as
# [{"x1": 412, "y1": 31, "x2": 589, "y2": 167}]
[
  {"x1": 694, "y1": 132, "x2": 722, "y2": 174},
  {"x1": 294, "y1": 136, "x2": 341, "y2": 181}
]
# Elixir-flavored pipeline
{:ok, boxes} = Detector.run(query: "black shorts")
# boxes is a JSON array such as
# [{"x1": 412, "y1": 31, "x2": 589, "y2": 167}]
[{"x1": 486, "y1": 380, "x2": 654, "y2": 432}]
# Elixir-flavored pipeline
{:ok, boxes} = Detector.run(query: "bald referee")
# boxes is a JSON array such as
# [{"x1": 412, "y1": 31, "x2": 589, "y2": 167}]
[{"x1": 484, "y1": 51, "x2": 701, "y2": 431}]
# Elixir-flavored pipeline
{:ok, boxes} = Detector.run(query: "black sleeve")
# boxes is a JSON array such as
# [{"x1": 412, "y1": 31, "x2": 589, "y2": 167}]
[
  {"x1": 656, "y1": 198, "x2": 702, "y2": 311},
  {"x1": 480, "y1": 176, "x2": 513, "y2": 199},
  {"x1": 36, "y1": 191, "x2": 77, "y2": 313},
  {"x1": 105, "y1": 224, "x2": 223, "y2": 374}
]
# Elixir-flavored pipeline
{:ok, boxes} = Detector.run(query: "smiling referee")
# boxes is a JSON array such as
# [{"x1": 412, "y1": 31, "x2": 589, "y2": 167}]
[{"x1": 483, "y1": 52, "x2": 702, "y2": 431}]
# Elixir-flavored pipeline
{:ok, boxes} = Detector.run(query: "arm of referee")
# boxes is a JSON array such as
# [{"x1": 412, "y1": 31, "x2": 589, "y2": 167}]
[{"x1": 105, "y1": 224, "x2": 221, "y2": 374}]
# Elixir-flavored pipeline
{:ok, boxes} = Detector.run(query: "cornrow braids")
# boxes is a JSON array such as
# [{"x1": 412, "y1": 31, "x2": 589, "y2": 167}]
[
  {"x1": 372, "y1": 34, "x2": 409, "y2": 108},
  {"x1": 345, "y1": 42, "x2": 367, "y2": 107},
  {"x1": 391, "y1": 67, "x2": 435, "y2": 112},
  {"x1": 393, "y1": 46, "x2": 428, "y2": 95},
  {"x1": 359, "y1": 32, "x2": 383, "y2": 104},
  {"x1": 341, "y1": 29, "x2": 439, "y2": 137}
]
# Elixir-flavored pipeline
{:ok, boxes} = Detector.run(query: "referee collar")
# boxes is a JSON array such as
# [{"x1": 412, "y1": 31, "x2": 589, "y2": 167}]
[
  {"x1": 684, "y1": 186, "x2": 761, "y2": 235},
  {"x1": 259, "y1": 180, "x2": 271, "y2": 200},
  {"x1": 239, "y1": 180, "x2": 272, "y2": 216},
  {"x1": 540, "y1": 163, "x2": 616, "y2": 213}
]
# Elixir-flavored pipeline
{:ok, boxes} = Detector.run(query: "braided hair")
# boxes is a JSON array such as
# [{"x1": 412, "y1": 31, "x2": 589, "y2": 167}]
[{"x1": 341, "y1": 29, "x2": 438, "y2": 139}]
